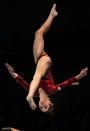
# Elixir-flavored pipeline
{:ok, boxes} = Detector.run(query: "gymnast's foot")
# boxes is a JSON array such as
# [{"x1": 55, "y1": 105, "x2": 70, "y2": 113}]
[
  {"x1": 50, "y1": 3, "x2": 58, "y2": 17},
  {"x1": 26, "y1": 96, "x2": 37, "y2": 110},
  {"x1": 5, "y1": 63, "x2": 18, "y2": 78}
]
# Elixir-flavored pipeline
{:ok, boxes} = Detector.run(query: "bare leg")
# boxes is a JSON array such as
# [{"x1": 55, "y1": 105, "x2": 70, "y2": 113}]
[
  {"x1": 26, "y1": 56, "x2": 51, "y2": 110},
  {"x1": 33, "y1": 3, "x2": 58, "y2": 63},
  {"x1": 27, "y1": 4, "x2": 58, "y2": 110}
]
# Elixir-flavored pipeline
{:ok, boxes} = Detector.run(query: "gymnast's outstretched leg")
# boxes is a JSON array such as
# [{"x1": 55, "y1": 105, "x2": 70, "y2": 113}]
[
  {"x1": 33, "y1": 4, "x2": 58, "y2": 64},
  {"x1": 26, "y1": 4, "x2": 58, "y2": 110}
]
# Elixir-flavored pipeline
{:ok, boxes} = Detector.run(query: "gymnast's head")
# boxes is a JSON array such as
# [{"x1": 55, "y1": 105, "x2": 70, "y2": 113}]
[{"x1": 39, "y1": 97, "x2": 54, "y2": 114}]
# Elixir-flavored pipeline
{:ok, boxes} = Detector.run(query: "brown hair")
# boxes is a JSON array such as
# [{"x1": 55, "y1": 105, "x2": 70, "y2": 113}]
[{"x1": 45, "y1": 98, "x2": 54, "y2": 115}]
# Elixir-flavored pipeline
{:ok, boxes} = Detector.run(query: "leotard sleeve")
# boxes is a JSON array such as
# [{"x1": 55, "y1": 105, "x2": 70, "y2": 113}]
[
  {"x1": 15, "y1": 75, "x2": 29, "y2": 91},
  {"x1": 55, "y1": 77, "x2": 77, "y2": 89}
]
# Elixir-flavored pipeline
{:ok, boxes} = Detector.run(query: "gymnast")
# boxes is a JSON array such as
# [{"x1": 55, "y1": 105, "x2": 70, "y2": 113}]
[{"x1": 5, "y1": 3, "x2": 88, "y2": 114}]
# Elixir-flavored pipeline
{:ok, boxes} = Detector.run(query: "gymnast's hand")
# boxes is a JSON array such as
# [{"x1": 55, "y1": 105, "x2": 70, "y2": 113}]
[
  {"x1": 5, "y1": 63, "x2": 18, "y2": 78},
  {"x1": 26, "y1": 96, "x2": 37, "y2": 110},
  {"x1": 76, "y1": 67, "x2": 88, "y2": 80}
]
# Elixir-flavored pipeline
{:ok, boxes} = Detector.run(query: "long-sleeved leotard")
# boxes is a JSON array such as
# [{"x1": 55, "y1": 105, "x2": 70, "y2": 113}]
[
  {"x1": 15, "y1": 53, "x2": 77, "y2": 97},
  {"x1": 15, "y1": 71, "x2": 77, "y2": 97}
]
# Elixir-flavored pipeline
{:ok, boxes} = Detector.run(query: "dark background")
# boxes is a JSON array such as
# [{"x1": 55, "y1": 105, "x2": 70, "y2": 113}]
[{"x1": 0, "y1": 0, "x2": 90, "y2": 131}]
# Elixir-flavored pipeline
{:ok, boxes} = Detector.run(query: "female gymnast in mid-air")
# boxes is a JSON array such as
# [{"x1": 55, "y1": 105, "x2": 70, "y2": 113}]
[{"x1": 5, "y1": 3, "x2": 88, "y2": 114}]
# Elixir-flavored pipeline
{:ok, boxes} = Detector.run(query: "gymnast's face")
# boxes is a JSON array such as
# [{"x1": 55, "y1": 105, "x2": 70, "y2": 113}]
[{"x1": 39, "y1": 99, "x2": 51, "y2": 112}]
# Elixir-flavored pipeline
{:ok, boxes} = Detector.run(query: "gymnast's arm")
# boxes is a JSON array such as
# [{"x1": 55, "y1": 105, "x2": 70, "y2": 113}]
[
  {"x1": 5, "y1": 63, "x2": 29, "y2": 91},
  {"x1": 56, "y1": 67, "x2": 88, "y2": 89}
]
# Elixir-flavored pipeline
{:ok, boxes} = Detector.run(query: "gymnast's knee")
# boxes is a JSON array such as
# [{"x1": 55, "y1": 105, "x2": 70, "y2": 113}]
[{"x1": 35, "y1": 29, "x2": 43, "y2": 36}]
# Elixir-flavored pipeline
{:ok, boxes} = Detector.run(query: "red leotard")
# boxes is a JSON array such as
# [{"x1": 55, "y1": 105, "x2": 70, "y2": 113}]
[{"x1": 15, "y1": 53, "x2": 77, "y2": 97}]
